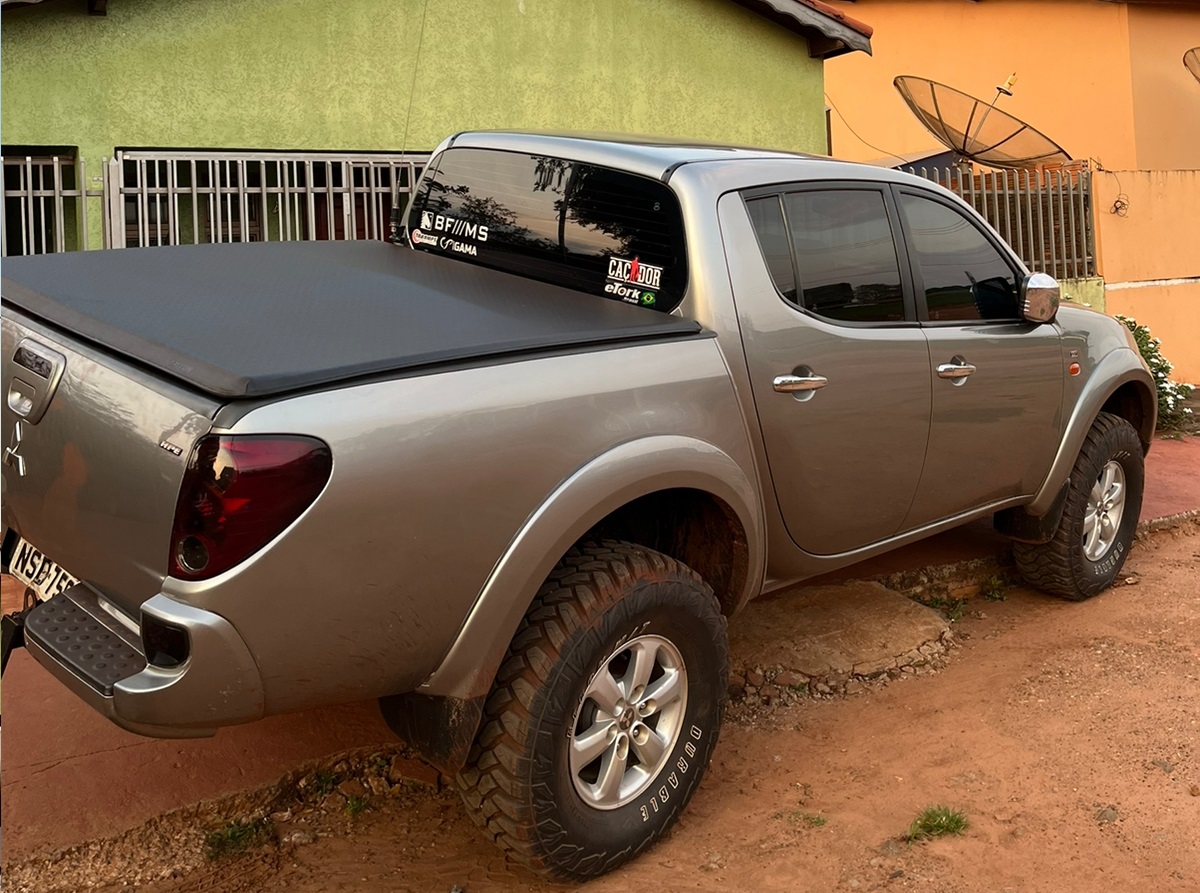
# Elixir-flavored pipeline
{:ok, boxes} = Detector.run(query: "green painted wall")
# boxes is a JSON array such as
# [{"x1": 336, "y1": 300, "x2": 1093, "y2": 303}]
[
  {"x1": 1061, "y1": 276, "x2": 1106, "y2": 314},
  {"x1": 2, "y1": 0, "x2": 827, "y2": 248}
]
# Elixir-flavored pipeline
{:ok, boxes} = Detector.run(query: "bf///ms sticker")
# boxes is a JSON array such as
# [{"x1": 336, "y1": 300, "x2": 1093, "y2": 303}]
[{"x1": 640, "y1": 725, "x2": 704, "y2": 822}]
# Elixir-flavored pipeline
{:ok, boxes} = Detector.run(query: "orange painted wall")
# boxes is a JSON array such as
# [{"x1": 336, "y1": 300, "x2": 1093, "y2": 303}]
[
  {"x1": 1095, "y1": 169, "x2": 1200, "y2": 382},
  {"x1": 1128, "y1": 6, "x2": 1200, "y2": 171},
  {"x1": 824, "y1": 0, "x2": 1140, "y2": 168}
]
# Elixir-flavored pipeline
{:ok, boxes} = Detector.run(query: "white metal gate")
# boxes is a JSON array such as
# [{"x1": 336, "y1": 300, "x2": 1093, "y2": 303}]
[
  {"x1": 105, "y1": 150, "x2": 430, "y2": 249},
  {"x1": 1, "y1": 154, "x2": 94, "y2": 256}
]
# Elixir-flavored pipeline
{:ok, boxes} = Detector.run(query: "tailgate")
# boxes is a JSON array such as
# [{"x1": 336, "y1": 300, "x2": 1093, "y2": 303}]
[{"x1": 2, "y1": 307, "x2": 221, "y2": 617}]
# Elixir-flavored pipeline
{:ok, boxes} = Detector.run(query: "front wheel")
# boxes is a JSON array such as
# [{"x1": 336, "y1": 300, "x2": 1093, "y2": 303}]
[
  {"x1": 456, "y1": 540, "x2": 729, "y2": 880},
  {"x1": 1014, "y1": 412, "x2": 1144, "y2": 600}
]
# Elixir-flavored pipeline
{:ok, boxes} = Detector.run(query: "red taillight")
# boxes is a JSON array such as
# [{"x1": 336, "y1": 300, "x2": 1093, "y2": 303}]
[{"x1": 169, "y1": 435, "x2": 332, "y2": 581}]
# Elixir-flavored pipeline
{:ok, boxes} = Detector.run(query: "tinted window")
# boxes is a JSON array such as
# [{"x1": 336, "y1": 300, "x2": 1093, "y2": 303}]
[
  {"x1": 783, "y1": 190, "x2": 905, "y2": 322},
  {"x1": 745, "y1": 196, "x2": 797, "y2": 303},
  {"x1": 407, "y1": 148, "x2": 687, "y2": 312},
  {"x1": 899, "y1": 193, "x2": 1019, "y2": 321}
]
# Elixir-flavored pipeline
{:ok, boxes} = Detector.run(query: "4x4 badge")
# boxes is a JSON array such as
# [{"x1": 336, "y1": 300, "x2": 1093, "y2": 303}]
[{"x1": 4, "y1": 421, "x2": 26, "y2": 477}]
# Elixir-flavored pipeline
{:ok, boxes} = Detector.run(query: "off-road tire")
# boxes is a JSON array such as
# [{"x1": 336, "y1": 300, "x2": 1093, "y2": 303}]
[
  {"x1": 456, "y1": 540, "x2": 729, "y2": 881},
  {"x1": 1014, "y1": 412, "x2": 1144, "y2": 600}
]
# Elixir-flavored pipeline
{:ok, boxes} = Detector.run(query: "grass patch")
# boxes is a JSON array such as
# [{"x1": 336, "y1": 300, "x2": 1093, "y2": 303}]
[
  {"x1": 311, "y1": 769, "x2": 339, "y2": 797},
  {"x1": 345, "y1": 795, "x2": 371, "y2": 819},
  {"x1": 918, "y1": 594, "x2": 967, "y2": 622},
  {"x1": 204, "y1": 817, "x2": 271, "y2": 860},
  {"x1": 772, "y1": 809, "x2": 827, "y2": 828},
  {"x1": 905, "y1": 805, "x2": 969, "y2": 842},
  {"x1": 981, "y1": 575, "x2": 1008, "y2": 602}
]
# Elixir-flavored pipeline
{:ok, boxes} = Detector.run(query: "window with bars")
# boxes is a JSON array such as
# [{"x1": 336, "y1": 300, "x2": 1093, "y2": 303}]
[{"x1": 1, "y1": 148, "x2": 85, "y2": 257}]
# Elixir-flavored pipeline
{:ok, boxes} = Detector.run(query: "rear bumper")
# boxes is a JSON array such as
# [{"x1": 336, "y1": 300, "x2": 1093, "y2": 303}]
[{"x1": 22, "y1": 584, "x2": 265, "y2": 738}]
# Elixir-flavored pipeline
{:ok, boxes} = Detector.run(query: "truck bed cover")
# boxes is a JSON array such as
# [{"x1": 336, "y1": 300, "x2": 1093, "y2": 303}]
[{"x1": 1, "y1": 240, "x2": 703, "y2": 399}]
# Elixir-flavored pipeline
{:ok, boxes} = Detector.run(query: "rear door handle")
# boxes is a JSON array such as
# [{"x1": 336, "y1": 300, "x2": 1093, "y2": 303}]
[
  {"x1": 936, "y1": 361, "x2": 977, "y2": 380},
  {"x1": 773, "y1": 373, "x2": 828, "y2": 393}
]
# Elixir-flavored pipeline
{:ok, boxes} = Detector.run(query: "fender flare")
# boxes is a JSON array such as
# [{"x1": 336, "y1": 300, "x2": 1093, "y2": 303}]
[
  {"x1": 418, "y1": 435, "x2": 764, "y2": 701},
  {"x1": 1027, "y1": 348, "x2": 1156, "y2": 516}
]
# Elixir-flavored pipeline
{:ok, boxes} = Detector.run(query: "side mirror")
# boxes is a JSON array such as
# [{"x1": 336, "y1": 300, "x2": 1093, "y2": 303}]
[{"x1": 1021, "y1": 272, "x2": 1060, "y2": 323}]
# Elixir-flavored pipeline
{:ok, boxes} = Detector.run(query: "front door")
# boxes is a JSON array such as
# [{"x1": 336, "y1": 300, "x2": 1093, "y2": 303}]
[
  {"x1": 721, "y1": 185, "x2": 932, "y2": 556},
  {"x1": 892, "y1": 187, "x2": 1064, "y2": 529}
]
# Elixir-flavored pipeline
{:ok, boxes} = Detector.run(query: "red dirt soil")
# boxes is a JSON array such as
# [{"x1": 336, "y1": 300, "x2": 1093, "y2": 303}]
[{"x1": 47, "y1": 521, "x2": 1195, "y2": 893}]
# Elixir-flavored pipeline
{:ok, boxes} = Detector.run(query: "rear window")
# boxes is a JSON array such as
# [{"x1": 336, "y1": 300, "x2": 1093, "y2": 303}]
[{"x1": 406, "y1": 147, "x2": 688, "y2": 313}]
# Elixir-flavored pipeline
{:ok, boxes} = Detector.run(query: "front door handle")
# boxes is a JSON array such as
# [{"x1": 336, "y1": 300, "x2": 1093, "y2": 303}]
[
  {"x1": 773, "y1": 373, "x2": 828, "y2": 393},
  {"x1": 936, "y1": 361, "x2": 977, "y2": 380}
]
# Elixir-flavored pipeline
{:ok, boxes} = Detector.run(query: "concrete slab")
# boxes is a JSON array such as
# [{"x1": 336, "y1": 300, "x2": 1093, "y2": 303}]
[{"x1": 730, "y1": 581, "x2": 949, "y2": 680}]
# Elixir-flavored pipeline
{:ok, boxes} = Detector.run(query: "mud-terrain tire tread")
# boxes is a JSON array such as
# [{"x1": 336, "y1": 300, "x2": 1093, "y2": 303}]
[
  {"x1": 456, "y1": 540, "x2": 728, "y2": 880},
  {"x1": 1014, "y1": 412, "x2": 1143, "y2": 601}
]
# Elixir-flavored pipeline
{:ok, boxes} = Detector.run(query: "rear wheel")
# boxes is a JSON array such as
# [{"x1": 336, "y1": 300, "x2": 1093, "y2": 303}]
[
  {"x1": 1014, "y1": 412, "x2": 1144, "y2": 600},
  {"x1": 456, "y1": 540, "x2": 728, "y2": 880}
]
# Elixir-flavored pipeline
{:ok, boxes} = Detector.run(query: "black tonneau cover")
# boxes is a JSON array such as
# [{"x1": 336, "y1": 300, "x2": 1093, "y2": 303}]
[{"x1": 1, "y1": 241, "x2": 703, "y2": 399}]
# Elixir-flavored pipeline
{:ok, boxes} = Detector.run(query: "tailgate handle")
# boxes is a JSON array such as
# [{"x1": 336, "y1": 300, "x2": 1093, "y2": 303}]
[{"x1": 5, "y1": 340, "x2": 67, "y2": 425}]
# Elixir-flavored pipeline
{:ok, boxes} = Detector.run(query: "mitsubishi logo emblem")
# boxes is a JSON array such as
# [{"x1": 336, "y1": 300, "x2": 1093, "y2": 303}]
[{"x1": 4, "y1": 421, "x2": 26, "y2": 477}]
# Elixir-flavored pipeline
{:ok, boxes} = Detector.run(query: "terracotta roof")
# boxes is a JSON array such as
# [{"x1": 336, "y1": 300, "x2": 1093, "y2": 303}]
[
  {"x1": 730, "y1": 0, "x2": 874, "y2": 57},
  {"x1": 793, "y1": 0, "x2": 874, "y2": 39}
]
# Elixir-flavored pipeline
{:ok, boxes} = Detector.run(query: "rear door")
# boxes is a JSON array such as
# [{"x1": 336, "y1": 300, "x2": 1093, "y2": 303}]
[
  {"x1": 1, "y1": 309, "x2": 219, "y2": 615},
  {"x1": 892, "y1": 187, "x2": 1064, "y2": 530},
  {"x1": 725, "y1": 183, "x2": 932, "y2": 556}
]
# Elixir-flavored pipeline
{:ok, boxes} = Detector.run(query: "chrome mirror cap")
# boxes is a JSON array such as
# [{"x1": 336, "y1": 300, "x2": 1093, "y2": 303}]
[{"x1": 1022, "y1": 272, "x2": 1060, "y2": 323}]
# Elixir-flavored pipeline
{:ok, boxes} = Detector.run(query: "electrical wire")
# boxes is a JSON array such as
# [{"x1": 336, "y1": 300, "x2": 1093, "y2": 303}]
[
  {"x1": 824, "y1": 92, "x2": 910, "y2": 167},
  {"x1": 1090, "y1": 157, "x2": 1129, "y2": 217},
  {"x1": 400, "y1": 0, "x2": 432, "y2": 157}
]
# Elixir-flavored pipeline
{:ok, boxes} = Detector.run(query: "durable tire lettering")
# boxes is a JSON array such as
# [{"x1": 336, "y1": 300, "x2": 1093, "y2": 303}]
[
  {"x1": 649, "y1": 796, "x2": 659, "y2": 813},
  {"x1": 690, "y1": 725, "x2": 702, "y2": 740},
  {"x1": 658, "y1": 785, "x2": 670, "y2": 802},
  {"x1": 641, "y1": 805, "x2": 649, "y2": 823},
  {"x1": 685, "y1": 742, "x2": 696, "y2": 758},
  {"x1": 668, "y1": 771, "x2": 679, "y2": 789},
  {"x1": 677, "y1": 756, "x2": 689, "y2": 773}
]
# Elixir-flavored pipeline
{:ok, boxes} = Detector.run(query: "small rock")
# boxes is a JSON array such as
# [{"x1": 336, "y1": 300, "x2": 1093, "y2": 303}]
[
  {"x1": 816, "y1": 682, "x2": 833, "y2": 695},
  {"x1": 1095, "y1": 805, "x2": 1121, "y2": 824},
  {"x1": 269, "y1": 809, "x2": 293, "y2": 823},
  {"x1": 845, "y1": 681, "x2": 865, "y2": 695},
  {"x1": 337, "y1": 778, "x2": 366, "y2": 799},
  {"x1": 282, "y1": 829, "x2": 318, "y2": 847},
  {"x1": 775, "y1": 670, "x2": 805, "y2": 688},
  {"x1": 1190, "y1": 784, "x2": 1200, "y2": 797},
  {"x1": 388, "y1": 754, "x2": 440, "y2": 788},
  {"x1": 889, "y1": 870, "x2": 905, "y2": 879},
  {"x1": 760, "y1": 684, "x2": 781, "y2": 703},
  {"x1": 747, "y1": 669, "x2": 765, "y2": 687},
  {"x1": 848, "y1": 879, "x2": 861, "y2": 890},
  {"x1": 333, "y1": 760, "x2": 351, "y2": 775},
  {"x1": 1149, "y1": 759, "x2": 1174, "y2": 774},
  {"x1": 366, "y1": 775, "x2": 392, "y2": 797}
]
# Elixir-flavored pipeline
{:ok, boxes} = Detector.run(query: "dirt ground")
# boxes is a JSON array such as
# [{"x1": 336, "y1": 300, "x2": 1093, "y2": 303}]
[{"x1": 10, "y1": 522, "x2": 1200, "y2": 893}]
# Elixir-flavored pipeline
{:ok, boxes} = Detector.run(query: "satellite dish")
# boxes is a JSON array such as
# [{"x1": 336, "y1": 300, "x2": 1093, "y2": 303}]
[
  {"x1": 894, "y1": 75, "x2": 1072, "y2": 169},
  {"x1": 1186, "y1": 48, "x2": 1200, "y2": 85}
]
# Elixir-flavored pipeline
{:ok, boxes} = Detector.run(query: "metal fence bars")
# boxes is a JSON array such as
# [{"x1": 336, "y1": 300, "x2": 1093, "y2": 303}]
[
  {"x1": 1, "y1": 154, "x2": 92, "y2": 257},
  {"x1": 915, "y1": 165, "x2": 1095, "y2": 280},
  {"x1": 107, "y1": 150, "x2": 430, "y2": 249}
]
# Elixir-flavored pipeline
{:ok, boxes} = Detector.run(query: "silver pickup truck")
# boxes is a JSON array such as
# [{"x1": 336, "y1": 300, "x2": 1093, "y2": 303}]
[{"x1": 1, "y1": 132, "x2": 1155, "y2": 879}]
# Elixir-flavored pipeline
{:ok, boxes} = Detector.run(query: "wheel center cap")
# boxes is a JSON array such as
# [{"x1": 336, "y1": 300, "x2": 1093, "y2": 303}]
[{"x1": 619, "y1": 707, "x2": 635, "y2": 730}]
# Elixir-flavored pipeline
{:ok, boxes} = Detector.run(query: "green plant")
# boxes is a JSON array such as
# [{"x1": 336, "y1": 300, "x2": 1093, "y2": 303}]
[
  {"x1": 1115, "y1": 315, "x2": 1194, "y2": 431},
  {"x1": 311, "y1": 769, "x2": 339, "y2": 797},
  {"x1": 905, "y1": 806, "x2": 969, "y2": 842},
  {"x1": 981, "y1": 575, "x2": 1008, "y2": 602},
  {"x1": 919, "y1": 594, "x2": 967, "y2": 622},
  {"x1": 345, "y1": 795, "x2": 371, "y2": 818},
  {"x1": 204, "y1": 817, "x2": 271, "y2": 859}
]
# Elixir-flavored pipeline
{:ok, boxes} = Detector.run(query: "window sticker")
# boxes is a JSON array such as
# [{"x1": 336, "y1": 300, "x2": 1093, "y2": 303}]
[{"x1": 605, "y1": 256, "x2": 663, "y2": 306}]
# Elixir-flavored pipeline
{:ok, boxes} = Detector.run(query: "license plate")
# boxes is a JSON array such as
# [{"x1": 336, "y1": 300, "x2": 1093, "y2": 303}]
[{"x1": 9, "y1": 537, "x2": 79, "y2": 601}]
